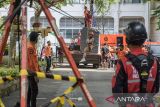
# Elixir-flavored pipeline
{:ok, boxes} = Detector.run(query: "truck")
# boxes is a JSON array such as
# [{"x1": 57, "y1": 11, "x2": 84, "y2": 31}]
[
  {"x1": 100, "y1": 34, "x2": 160, "y2": 61},
  {"x1": 70, "y1": 27, "x2": 101, "y2": 68}
]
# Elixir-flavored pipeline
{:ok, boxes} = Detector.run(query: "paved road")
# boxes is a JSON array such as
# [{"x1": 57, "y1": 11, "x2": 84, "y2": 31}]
[{"x1": 2, "y1": 65, "x2": 116, "y2": 107}]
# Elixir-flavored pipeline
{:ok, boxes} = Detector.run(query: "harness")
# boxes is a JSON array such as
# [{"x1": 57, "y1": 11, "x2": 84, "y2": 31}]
[{"x1": 125, "y1": 52, "x2": 154, "y2": 93}]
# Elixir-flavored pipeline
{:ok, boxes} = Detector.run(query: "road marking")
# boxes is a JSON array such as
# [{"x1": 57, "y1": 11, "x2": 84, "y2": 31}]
[
  {"x1": 37, "y1": 98, "x2": 47, "y2": 100},
  {"x1": 70, "y1": 97, "x2": 83, "y2": 101},
  {"x1": 52, "y1": 81, "x2": 61, "y2": 84}
]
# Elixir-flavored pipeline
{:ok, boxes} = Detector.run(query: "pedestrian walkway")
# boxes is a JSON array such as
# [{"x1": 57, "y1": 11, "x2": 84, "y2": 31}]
[{"x1": 52, "y1": 66, "x2": 115, "y2": 73}]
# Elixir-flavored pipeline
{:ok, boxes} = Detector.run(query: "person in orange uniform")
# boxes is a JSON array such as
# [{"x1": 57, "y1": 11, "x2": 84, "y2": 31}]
[
  {"x1": 84, "y1": 6, "x2": 92, "y2": 28},
  {"x1": 116, "y1": 44, "x2": 129, "y2": 59},
  {"x1": 44, "y1": 41, "x2": 53, "y2": 72},
  {"x1": 27, "y1": 31, "x2": 41, "y2": 107},
  {"x1": 112, "y1": 22, "x2": 159, "y2": 106},
  {"x1": 84, "y1": 6, "x2": 89, "y2": 27}
]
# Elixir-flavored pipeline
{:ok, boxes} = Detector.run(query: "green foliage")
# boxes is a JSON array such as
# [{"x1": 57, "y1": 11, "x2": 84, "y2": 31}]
[
  {"x1": 152, "y1": 5, "x2": 160, "y2": 30},
  {"x1": 141, "y1": 0, "x2": 160, "y2": 30},
  {"x1": 38, "y1": 60, "x2": 47, "y2": 67},
  {"x1": 55, "y1": 0, "x2": 74, "y2": 8},
  {"x1": 83, "y1": 0, "x2": 118, "y2": 15},
  {"x1": 0, "y1": 16, "x2": 6, "y2": 36},
  {"x1": 0, "y1": 0, "x2": 10, "y2": 8},
  {"x1": 94, "y1": 0, "x2": 117, "y2": 15},
  {"x1": 0, "y1": 67, "x2": 19, "y2": 77}
]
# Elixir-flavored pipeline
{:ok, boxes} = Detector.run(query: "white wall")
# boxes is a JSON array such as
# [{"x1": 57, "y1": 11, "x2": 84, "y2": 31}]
[{"x1": 0, "y1": 2, "x2": 153, "y2": 42}]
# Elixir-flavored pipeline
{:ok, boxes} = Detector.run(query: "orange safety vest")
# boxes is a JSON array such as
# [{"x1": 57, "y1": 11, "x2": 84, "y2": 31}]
[{"x1": 45, "y1": 46, "x2": 52, "y2": 57}]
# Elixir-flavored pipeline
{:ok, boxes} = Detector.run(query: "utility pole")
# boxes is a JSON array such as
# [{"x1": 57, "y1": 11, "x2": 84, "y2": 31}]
[
  {"x1": 102, "y1": 15, "x2": 105, "y2": 34},
  {"x1": 90, "y1": 0, "x2": 94, "y2": 27},
  {"x1": 90, "y1": 0, "x2": 94, "y2": 17}
]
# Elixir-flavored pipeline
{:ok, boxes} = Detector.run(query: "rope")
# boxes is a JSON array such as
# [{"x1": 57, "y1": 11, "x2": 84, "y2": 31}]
[{"x1": 45, "y1": 1, "x2": 84, "y2": 25}]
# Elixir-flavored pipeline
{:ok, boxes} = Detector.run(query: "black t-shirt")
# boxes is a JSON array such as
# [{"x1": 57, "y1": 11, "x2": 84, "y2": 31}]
[{"x1": 102, "y1": 46, "x2": 109, "y2": 54}]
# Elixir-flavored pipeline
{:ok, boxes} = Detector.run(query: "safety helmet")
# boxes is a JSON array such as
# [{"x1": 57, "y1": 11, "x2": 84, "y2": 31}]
[{"x1": 124, "y1": 21, "x2": 147, "y2": 45}]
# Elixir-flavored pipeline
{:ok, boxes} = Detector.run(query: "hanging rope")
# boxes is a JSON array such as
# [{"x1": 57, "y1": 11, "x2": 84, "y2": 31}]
[{"x1": 45, "y1": 1, "x2": 84, "y2": 25}]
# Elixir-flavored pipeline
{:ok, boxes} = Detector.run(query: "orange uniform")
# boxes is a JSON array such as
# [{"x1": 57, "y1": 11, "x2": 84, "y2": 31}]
[
  {"x1": 27, "y1": 42, "x2": 40, "y2": 72},
  {"x1": 44, "y1": 46, "x2": 52, "y2": 57},
  {"x1": 84, "y1": 8, "x2": 92, "y2": 28},
  {"x1": 117, "y1": 47, "x2": 129, "y2": 59}
]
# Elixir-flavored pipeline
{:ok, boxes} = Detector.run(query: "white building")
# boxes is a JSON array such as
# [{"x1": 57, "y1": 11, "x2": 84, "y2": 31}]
[{"x1": 0, "y1": 0, "x2": 160, "y2": 45}]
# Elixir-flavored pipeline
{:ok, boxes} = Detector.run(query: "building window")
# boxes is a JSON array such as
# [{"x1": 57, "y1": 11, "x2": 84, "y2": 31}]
[
  {"x1": 94, "y1": 17, "x2": 114, "y2": 34},
  {"x1": 60, "y1": 17, "x2": 83, "y2": 28},
  {"x1": 59, "y1": 17, "x2": 114, "y2": 39},
  {"x1": 66, "y1": 29, "x2": 72, "y2": 39},
  {"x1": 68, "y1": 0, "x2": 88, "y2": 4},
  {"x1": 119, "y1": 17, "x2": 145, "y2": 33},
  {"x1": 60, "y1": 29, "x2": 66, "y2": 38},
  {"x1": 60, "y1": 29, "x2": 81, "y2": 39},
  {"x1": 73, "y1": 29, "x2": 79, "y2": 37},
  {"x1": 73, "y1": 0, "x2": 80, "y2": 4},
  {"x1": 60, "y1": 17, "x2": 83, "y2": 39},
  {"x1": 123, "y1": 0, "x2": 142, "y2": 3}
]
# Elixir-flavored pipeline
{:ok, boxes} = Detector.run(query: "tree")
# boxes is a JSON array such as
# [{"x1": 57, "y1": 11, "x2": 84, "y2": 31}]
[
  {"x1": 151, "y1": 2, "x2": 160, "y2": 30},
  {"x1": 0, "y1": 0, "x2": 10, "y2": 8},
  {"x1": 92, "y1": 0, "x2": 116, "y2": 15},
  {"x1": 0, "y1": 0, "x2": 10, "y2": 36},
  {"x1": 142, "y1": 0, "x2": 160, "y2": 30},
  {"x1": 31, "y1": 0, "x2": 74, "y2": 28},
  {"x1": 0, "y1": 1, "x2": 18, "y2": 67}
]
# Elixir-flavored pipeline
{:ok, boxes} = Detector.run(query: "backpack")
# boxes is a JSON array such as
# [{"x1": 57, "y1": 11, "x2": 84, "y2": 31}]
[
  {"x1": 125, "y1": 52, "x2": 155, "y2": 93},
  {"x1": 102, "y1": 46, "x2": 109, "y2": 54}
]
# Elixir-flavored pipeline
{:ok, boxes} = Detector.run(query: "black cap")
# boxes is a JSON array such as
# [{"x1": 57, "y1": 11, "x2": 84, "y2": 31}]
[{"x1": 29, "y1": 31, "x2": 39, "y2": 42}]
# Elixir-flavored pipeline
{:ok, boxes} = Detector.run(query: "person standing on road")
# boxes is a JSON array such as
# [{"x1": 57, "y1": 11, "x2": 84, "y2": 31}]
[
  {"x1": 44, "y1": 41, "x2": 53, "y2": 73},
  {"x1": 101, "y1": 43, "x2": 109, "y2": 69},
  {"x1": 40, "y1": 44, "x2": 46, "y2": 61},
  {"x1": 27, "y1": 31, "x2": 41, "y2": 107},
  {"x1": 112, "y1": 21, "x2": 159, "y2": 106},
  {"x1": 58, "y1": 47, "x2": 64, "y2": 65}
]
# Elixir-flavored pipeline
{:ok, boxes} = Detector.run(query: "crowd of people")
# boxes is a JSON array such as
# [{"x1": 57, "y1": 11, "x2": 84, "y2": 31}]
[
  {"x1": 100, "y1": 43, "x2": 128, "y2": 69},
  {"x1": 26, "y1": 20, "x2": 160, "y2": 107},
  {"x1": 27, "y1": 32, "x2": 66, "y2": 107},
  {"x1": 100, "y1": 43, "x2": 152, "y2": 69}
]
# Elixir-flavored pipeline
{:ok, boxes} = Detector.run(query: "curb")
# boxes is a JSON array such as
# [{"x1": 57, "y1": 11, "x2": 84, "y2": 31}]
[{"x1": 0, "y1": 79, "x2": 19, "y2": 97}]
